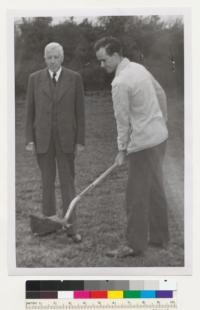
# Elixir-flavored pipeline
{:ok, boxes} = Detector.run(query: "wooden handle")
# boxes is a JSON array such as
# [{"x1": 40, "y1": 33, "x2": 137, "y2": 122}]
[{"x1": 64, "y1": 162, "x2": 117, "y2": 222}]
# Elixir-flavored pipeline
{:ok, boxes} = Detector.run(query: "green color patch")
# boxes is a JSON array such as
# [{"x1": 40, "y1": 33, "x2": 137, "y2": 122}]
[{"x1": 123, "y1": 290, "x2": 141, "y2": 298}]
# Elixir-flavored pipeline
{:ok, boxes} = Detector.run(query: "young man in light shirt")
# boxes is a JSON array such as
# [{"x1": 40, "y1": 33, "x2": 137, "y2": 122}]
[{"x1": 95, "y1": 36, "x2": 169, "y2": 257}]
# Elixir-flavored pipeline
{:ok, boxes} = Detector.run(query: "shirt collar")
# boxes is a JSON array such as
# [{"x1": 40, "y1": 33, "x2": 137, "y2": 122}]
[
  {"x1": 48, "y1": 67, "x2": 62, "y2": 81},
  {"x1": 115, "y1": 57, "x2": 130, "y2": 77}
]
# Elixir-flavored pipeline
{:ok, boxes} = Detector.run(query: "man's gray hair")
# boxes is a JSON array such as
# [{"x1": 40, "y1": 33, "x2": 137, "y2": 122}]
[{"x1": 44, "y1": 42, "x2": 64, "y2": 57}]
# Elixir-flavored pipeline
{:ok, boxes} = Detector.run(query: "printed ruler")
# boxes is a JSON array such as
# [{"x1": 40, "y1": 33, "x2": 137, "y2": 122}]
[{"x1": 26, "y1": 298, "x2": 177, "y2": 309}]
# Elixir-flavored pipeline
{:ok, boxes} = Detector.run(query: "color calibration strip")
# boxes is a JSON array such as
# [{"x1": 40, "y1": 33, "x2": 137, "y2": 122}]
[
  {"x1": 26, "y1": 281, "x2": 177, "y2": 309},
  {"x1": 26, "y1": 289, "x2": 173, "y2": 299},
  {"x1": 26, "y1": 280, "x2": 176, "y2": 300}
]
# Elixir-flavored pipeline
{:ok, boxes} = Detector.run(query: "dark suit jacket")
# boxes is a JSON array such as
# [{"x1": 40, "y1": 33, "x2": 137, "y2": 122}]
[{"x1": 25, "y1": 67, "x2": 85, "y2": 153}]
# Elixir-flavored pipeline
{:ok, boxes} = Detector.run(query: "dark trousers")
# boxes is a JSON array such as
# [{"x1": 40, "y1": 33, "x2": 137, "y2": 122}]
[
  {"x1": 126, "y1": 141, "x2": 169, "y2": 252},
  {"x1": 36, "y1": 132, "x2": 76, "y2": 231}
]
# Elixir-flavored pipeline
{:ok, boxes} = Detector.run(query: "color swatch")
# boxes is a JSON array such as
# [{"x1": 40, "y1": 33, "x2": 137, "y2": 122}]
[{"x1": 26, "y1": 280, "x2": 175, "y2": 300}]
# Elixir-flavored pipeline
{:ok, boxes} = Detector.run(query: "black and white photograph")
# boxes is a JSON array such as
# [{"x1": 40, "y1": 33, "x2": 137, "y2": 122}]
[{"x1": 10, "y1": 10, "x2": 190, "y2": 273}]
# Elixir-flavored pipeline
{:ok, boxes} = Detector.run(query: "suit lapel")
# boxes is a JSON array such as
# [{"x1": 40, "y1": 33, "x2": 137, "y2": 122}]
[
  {"x1": 41, "y1": 69, "x2": 52, "y2": 100},
  {"x1": 56, "y1": 68, "x2": 72, "y2": 103},
  {"x1": 41, "y1": 67, "x2": 72, "y2": 103}
]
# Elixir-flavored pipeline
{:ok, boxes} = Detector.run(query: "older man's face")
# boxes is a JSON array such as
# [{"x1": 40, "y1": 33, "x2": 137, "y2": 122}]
[
  {"x1": 96, "y1": 47, "x2": 118, "y2": 73},
  {"x1": 45, "y1": 47, "x2": 63, "y2": 73}
]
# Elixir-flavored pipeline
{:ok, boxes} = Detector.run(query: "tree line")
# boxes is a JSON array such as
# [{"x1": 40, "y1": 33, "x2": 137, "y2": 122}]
[{"x1": 15, "y1": 15, "x2": 184, "y2": 96}]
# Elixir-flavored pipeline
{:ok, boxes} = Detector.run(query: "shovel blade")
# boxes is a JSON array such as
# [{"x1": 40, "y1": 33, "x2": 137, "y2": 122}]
[{"x1": 30, "y1": 214, "x2": 63, "y2": 236}]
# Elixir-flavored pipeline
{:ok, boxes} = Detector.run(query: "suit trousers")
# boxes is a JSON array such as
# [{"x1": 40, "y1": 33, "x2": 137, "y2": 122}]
[
  {"x1": 36, "y1": 130, "x2": 76, "y2": 232},
  {"x1": 126, "y1": 141, "x2": 169, "y2": 252}
]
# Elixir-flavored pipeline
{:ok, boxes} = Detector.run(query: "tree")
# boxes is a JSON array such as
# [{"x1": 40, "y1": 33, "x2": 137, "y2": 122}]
[
  {"x1": 14, "y1": 15, "x2": 184, "y2": 96},
  {"x1": 15, "y1": 17, "x2": 53, "y2": 96}
]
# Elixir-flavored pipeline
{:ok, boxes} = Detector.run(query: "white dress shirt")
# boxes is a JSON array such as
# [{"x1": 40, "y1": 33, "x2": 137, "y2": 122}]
[
  {"x1": 111, "y1": 58, "x2": 168, "y2": 153},
  {"x1": 48, "y1": 67, "x2": 62, "y2": 82}
]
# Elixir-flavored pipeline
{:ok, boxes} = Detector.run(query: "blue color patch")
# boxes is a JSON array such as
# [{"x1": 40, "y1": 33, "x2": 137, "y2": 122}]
[{"x1": 140, "y1": 290, "x2": 156, "y2": 298}]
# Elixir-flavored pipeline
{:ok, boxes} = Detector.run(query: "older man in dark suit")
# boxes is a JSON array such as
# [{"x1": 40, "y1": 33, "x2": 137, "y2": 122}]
[{"x1": 25, "y1": 42, "x2": 85, "y2": 242}]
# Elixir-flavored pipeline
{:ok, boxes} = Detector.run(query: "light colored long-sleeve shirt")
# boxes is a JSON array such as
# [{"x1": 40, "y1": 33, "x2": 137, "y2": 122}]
[{"x1": 111, "y1": 58, "x2": 168, "y2": 153}]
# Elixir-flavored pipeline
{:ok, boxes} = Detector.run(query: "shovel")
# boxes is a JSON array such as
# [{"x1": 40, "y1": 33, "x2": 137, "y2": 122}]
[{"x1": 30, "y1": 162, "x2": 118, "y2": 236}]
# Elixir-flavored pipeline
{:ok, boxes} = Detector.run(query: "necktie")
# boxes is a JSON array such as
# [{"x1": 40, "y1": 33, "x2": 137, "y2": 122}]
[{"x1": 52, "y1": 72, "x2": 57, "y2": 85}]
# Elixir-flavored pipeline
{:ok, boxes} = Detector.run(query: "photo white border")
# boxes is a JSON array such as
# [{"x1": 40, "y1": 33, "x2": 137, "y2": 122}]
[{"x1": 8, "y1": 7, "x2": 192, "y2": 276}]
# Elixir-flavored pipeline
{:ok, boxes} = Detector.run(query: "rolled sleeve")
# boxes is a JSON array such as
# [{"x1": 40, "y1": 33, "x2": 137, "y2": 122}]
[{"x1": 112, "y1": 83, "x2": 131, "y2": 151}]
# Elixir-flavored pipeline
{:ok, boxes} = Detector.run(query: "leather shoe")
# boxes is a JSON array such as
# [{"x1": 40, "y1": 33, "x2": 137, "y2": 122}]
[{"x1": 106, "y1": 246, "x2": 141, "y2": 258}]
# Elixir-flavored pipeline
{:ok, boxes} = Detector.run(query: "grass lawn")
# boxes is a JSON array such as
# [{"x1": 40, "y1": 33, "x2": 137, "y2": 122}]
[{"x1": 15, "y1": 90, "x2": 184, "y2": 268}]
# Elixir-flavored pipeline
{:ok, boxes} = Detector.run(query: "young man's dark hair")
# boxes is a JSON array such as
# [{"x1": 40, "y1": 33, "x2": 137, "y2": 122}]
[{"x1": 94, "y1": 36, "x2": 123, "y2": 56}]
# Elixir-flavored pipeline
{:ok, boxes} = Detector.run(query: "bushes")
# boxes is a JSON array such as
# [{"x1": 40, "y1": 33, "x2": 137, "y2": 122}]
[
  {"x1": 15, "y1": 16, "x2": 184, "y2": 96},
  {"x1": 15, "y1": 58, "x2": 44, "y2": 98}
]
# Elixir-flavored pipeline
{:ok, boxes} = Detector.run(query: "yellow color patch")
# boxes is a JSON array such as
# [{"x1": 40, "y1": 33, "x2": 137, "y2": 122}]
[{"x1": 107, "y1": 290, "x2": 123, "y2": 299}]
